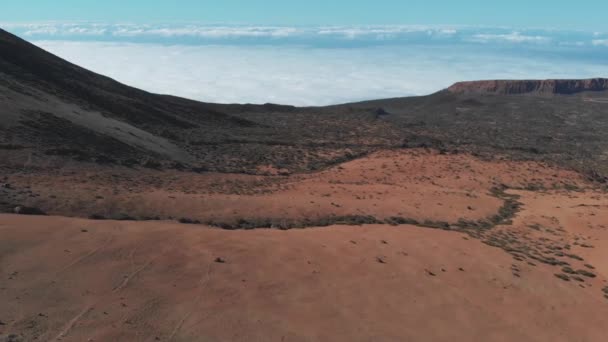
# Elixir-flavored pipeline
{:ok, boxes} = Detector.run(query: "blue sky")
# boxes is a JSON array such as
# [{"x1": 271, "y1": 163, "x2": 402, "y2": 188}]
[{"x1": 2, "y1": 0, "x2": 608, "y2": 29}]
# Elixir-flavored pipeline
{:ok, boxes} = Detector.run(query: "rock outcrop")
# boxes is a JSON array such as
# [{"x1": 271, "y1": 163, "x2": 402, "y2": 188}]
[{"x1": 447, "y1": 78, "x2": 608, "y2": 95}]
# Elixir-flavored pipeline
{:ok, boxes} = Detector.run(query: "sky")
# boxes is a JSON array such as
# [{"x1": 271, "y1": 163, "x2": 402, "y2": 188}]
[
  {"x1": 1, "y1": 1, "x2": 608, "y2": 105},
  {"x1": 2, "y1": 1, "x2": 608, "y2": 29}
]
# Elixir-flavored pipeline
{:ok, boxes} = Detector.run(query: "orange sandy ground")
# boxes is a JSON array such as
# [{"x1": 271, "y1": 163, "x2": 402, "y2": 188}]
[
  {"x1": 1, "y1": 150, "x2": 608, "y2": 341},
  {"x1": 5, "y1": 150, "x2": 588, "y2": 224}
]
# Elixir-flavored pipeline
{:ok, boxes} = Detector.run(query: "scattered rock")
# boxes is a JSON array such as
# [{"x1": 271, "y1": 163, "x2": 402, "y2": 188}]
[
  {"x1": 376, "y1": 257, "x2": 387, "y2": 264},
  {"x1": 13, "y1": 206, "x2": 46, "y2": 216},
  {"x1": 425, "y1": 269, "x2": 436, "y2": 277},
  {"x1": 214, "y1": 257, "x2": 226, "y2": 264},
  {"x1": 374, "y1": 108, "x2": 391, "y2": 117}
]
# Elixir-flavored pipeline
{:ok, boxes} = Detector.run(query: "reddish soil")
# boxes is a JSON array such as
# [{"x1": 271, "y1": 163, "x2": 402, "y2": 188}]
[
  {"x1": 1, "y1": 150, "x2": 607, "y2": 341},
  {"x1": 2, "y1": 150, "x2": 586, "y2": 225}
]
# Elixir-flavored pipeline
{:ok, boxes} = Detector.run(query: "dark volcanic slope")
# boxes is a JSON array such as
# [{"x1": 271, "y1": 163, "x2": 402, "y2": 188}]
[
  {"x1": 0, "y1": 28, "x2": 260, "y2": 167},
  {"x1": 349, "y1": 87, "x2": 608, "y2": 181},
  {"x1": 0, "y1": 28, "x2": 394, "y2": 172},
  {"x1": 1, "y1": 27, "x2": 608, "y2": 179}
]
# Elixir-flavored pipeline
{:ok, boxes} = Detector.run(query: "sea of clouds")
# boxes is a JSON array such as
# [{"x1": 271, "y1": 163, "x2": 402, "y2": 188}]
[{"x1": 4, "y1": 23, "x2": 608, "y2": 105}]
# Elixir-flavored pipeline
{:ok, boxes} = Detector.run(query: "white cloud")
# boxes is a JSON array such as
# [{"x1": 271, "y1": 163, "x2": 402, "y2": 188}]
[
  {"x1": 315, "y1": 25, "x2": 457, "y2": 39},
  {"x1": 3, "y1": 23, "x2": 462, "y2": 40},
  {"x1": 112, "y1": 26, "x2": 299, "y2": 38},
  {"x1": 32, "y1": 40, "x2": 608, "y2": 106},
  {"x1": 592, "y1": 39, "x2": 608, "y2": 46},
  {"x1": 559, "y1": 41, "x2": 586, "y2": 47},
  {"x1": 1, "y1": 23, "x2": 109, "y2": 36},
  {"x1": 470, "y1": 32, "x2": 550, "y2": 43},
  {"x1": 4, "y1": 23, "x2": 606, "y2": 50},
  {"x1": 438, "y1": 29, "x2": 458, "y2": 35},
  {"x1": 1, "y1": 23, "x2": 307, "y2": 39},
  {"x1": 66, "y1": 26, "x2": 108, "y2": 35}
]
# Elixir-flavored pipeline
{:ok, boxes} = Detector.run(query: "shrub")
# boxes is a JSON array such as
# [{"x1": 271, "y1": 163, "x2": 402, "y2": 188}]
[
  {"x1": 179, "y1": 217, "x2": 201, "y2": 224},
  {"x1": 562, "y1": 266, "x2": 576, "y2": 274},
  {"x1": 576, "y1": 269, "x2": 596, "y2": 278},
  {"x1": 385, "y1": 217, "x2": 419, "y2": 225}
]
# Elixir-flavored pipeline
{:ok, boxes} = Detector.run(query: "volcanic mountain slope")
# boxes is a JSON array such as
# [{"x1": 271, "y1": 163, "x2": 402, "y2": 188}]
[
  {"x1": 347, "y1": 83, "x2": 608, "y2": 181},
  {"x1": 0, "y1": 27, "x2": 395, "y2": 173},
  {"x1": 2, "y1": 27, "x2": 608, "y2": 177},
  {"x1": 0, "y1": 28, "x2": 258, "y2": 167}
]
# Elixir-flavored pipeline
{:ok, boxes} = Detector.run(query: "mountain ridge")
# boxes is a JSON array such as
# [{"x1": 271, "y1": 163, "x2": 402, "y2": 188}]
[{"x1": 447, "y1": 78, "x2": 608, "y2": 95}]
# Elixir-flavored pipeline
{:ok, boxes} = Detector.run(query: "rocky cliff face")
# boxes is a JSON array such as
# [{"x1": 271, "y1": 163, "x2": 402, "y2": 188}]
[{"x1": 447, "y1": 78, "x2": 608, "y2": 95}]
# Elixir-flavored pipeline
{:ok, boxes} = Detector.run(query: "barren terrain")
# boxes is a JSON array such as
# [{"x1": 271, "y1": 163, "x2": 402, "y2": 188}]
[
  {"x1": 2, "y1": 150, "x2": 585, "y2": 226},
  {"x1": 2, "y1": 151, "x2": 608, "y2": 341}
]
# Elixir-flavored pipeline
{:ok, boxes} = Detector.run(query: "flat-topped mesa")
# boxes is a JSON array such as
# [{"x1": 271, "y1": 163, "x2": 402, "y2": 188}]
[{"x1": 447, "y1": 78, "x2": 608, "y2": 95}]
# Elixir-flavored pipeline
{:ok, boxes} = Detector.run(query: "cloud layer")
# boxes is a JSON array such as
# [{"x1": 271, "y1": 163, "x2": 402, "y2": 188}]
[
  {"x1": 3, "y1": 23, "x2": 606, "y2": 105},
  {"x1": 33, "y1": 39, "x2": 608, "y2": 106},
  {"x1": 4, "y1": 22, "x2": 608, "y2": 48}
]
